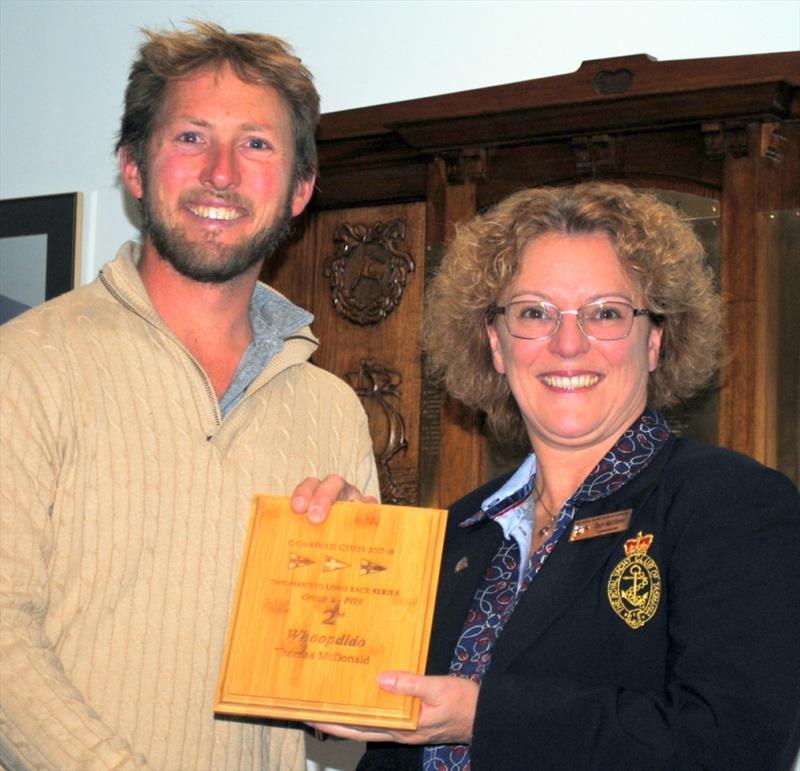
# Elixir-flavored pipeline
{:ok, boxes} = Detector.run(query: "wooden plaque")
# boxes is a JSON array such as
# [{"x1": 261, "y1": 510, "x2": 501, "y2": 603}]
[{"x1": 215, "y1": 496, "x2": 447, "y2": 729}]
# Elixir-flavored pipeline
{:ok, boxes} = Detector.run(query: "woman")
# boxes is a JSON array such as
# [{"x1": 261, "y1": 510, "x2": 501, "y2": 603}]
[{"x1": 310, "y1": 183, "x2": 800, "y2": 769}]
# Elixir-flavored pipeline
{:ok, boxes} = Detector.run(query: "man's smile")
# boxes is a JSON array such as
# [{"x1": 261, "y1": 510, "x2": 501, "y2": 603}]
[{"x1": 186, "y1": 203, "x2": 246, "y2": 221}]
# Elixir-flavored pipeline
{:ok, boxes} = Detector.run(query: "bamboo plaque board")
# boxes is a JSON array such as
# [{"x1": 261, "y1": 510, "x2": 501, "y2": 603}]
[{"x1": 215, "y1": 496, "x2": 447, "y2": 728}]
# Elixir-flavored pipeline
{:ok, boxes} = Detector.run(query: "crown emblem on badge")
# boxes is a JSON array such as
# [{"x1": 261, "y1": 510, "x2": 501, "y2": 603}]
[
  {"x1": 607, "y1": 531, "x2": 661, "y2": 630},
  {"x1": 624, "y1": 532, "x2": 653, "y2": 556}
]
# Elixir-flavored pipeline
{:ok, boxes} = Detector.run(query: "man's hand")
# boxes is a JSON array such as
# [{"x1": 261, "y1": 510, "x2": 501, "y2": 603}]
[
  {"x1": 291, "y1": 475, "x2": 378, "y2": 524},
  {"x1": 307, "y1": 672, "x2": 478, "y2": 744}
]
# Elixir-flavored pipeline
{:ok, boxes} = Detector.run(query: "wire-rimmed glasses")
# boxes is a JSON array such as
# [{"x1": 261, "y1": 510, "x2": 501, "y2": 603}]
[{"x1": 488, "y1": 299, "x2": 651, "y2": 341}]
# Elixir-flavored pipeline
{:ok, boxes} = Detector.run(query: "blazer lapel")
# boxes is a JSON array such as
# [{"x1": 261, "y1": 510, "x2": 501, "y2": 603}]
[
  {"x1": 427, "y1": 436, "x2": 676, "y2": 674},
  {"x1": 490, "y1": 453, "x2": 668, "y2": 670},
  {"x1": 427, "y1": 517, "x2": 503, "y2": 673}
]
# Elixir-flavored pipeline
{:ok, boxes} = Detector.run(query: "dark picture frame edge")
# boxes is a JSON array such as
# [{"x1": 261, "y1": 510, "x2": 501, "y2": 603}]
[{"x1": 0, "y1": 192, "x2": 83, "y2": 304}]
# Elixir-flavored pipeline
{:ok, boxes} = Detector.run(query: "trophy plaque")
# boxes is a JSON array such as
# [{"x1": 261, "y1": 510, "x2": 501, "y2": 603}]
[{"x1": 215, "y1": 496, "x2": 447, "y2": 729}]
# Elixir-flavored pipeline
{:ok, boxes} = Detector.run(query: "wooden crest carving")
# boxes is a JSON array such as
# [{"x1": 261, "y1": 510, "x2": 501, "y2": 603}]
[
  {"x1": 346, "y1": 359, "x2": 412, "y2": 504},
  {"x1": 325, "y1": 220, "x2": 415, "y2": 325}
]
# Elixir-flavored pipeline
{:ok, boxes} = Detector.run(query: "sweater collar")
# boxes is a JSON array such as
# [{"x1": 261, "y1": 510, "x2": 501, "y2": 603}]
[
  {"x1": 98, "y1": 241, "x2": 319, "y2": 378},
  {"x1": 99, "y1": 241, "x2": 317, "y2": 344}
]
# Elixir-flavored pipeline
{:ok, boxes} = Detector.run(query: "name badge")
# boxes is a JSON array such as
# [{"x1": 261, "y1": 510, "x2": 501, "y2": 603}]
[{"x1": 569, "y1": 509, "x2": 632, "y2": 542}]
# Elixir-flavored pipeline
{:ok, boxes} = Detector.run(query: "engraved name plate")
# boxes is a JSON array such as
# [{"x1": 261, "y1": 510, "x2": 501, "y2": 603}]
[{"x1": 215, "y1": 496, "x2": 447, "y2": 729}]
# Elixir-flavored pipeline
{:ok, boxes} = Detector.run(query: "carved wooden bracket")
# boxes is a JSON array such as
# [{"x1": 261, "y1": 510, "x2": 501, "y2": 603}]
[
  {"x1": 571, "y1": 134, "x2": 620, "y2": 176},
  {"x1": 702, "y1": 121, "x2": 749, "y2": 161},
  {"x1": 345, "y1": 359, "x2": 411, "y2": 504},
  {"x1": 442, "y1": 147, "x2": 488, "y2": 185},
  {"x1": 325, "y1": 220, "x2": 415, "y2": 325},
  {"x1": 760, "y1": 123, "x2": 786, "y2": 163}
]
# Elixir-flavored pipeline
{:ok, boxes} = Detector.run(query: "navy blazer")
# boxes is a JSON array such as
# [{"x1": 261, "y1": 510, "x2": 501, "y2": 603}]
[{"x1": 358, "y1": 437, "x2": 800, "y2": 770}]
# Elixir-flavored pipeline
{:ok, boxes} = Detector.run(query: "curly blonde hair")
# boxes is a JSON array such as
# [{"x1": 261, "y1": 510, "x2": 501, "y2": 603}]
[{"x1": 424, "y1": 183, "x2": 723, "y2": 444}]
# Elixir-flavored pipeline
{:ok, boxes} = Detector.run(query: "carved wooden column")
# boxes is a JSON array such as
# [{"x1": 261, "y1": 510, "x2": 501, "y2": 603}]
[
  {"x1": 420, "y1": 154, "x2": 485, "y2": 508},
  {"x1": 714, "y1": 121, "x2": 789, "y2": 465}
]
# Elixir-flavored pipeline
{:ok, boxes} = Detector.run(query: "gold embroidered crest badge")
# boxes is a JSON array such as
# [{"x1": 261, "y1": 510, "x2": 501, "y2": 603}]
[{"x1": 607, "y1": 531, "x2": 661, "y2": 629}]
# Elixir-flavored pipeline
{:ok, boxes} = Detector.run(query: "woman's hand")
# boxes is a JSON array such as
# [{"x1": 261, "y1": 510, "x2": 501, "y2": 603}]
[
  {"x1": 291, "y1": 475, "x2": 378, "y2": 524},
  {"x1": 308, "y1": 672, "x2": 478, "y2": 744}
]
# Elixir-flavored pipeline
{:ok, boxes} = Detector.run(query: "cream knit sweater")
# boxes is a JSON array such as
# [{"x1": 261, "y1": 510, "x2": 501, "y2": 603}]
[{"x1": 0, "y1": 244, "x2": 378, "y2": 771}]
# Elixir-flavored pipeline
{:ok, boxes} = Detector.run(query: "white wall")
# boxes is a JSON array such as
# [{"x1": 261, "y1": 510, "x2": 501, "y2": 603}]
[
  {"x1": 1, "y1": 3, "x2": 798, "y2": 770},
  {"x1": 1, "y1": 0, "x2": 798, "y2": 282}
]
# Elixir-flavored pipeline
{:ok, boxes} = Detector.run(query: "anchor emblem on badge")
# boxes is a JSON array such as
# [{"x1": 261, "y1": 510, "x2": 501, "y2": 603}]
[{"x1": 607, "y1": 532, "x2": 661, "y2": 629}]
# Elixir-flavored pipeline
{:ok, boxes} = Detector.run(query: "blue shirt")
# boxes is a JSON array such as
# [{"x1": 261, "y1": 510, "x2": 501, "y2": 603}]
[
  {"x1": 218, "y1": 284, "x2": 313, "y2": 416},
  {"x1": 466, "y1": 453, "x2": 538, "y2": 594}
]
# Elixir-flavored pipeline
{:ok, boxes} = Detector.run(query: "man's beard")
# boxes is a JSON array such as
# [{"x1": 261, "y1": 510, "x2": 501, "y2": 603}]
[{"x1": 140, "y1": 190, "x2": 294, "y2": 284}]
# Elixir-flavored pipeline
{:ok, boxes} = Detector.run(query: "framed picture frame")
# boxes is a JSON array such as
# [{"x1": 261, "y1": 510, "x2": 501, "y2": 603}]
[{"x1": 0, "y1": 192, "x2": 82, "y2": 323}]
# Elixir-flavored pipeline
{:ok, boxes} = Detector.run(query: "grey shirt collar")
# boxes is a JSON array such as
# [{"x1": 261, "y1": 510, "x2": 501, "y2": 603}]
[{"x1": 219, "y1": 283, "x2": 313, "y2": 416}]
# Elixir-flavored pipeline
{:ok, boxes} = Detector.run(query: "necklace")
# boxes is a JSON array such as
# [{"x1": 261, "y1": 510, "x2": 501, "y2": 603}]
[{"x1": 534, "y1": 488, "x2": 559, "y2": 538}]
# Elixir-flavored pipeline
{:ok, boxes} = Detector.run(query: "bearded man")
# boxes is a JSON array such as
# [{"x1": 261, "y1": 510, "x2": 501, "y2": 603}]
[{"x1": 0, "y1": 21, "x2": 377, "y2": 771}]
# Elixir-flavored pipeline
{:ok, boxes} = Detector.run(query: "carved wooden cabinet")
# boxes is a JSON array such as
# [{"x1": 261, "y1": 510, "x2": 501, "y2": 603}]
[{"x1": 264, "y1": 52, "x2": 800, "y2": 506}]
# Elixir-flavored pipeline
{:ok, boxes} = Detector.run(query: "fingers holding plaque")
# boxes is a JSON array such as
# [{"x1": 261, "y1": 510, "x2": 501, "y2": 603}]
[{"x1": 215, "y1": 496, "x2": 447, "y2": 729}]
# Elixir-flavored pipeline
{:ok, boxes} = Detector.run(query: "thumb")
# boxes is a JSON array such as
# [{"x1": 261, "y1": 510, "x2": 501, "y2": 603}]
[{"x1": 376, "y1": 671, "x2": 423, "y2": 696}]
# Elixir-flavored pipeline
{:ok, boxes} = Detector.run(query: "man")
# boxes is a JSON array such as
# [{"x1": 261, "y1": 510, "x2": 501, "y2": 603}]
[{"x1": 0, "y1": 21, "x2": 377, "y2": 771}]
